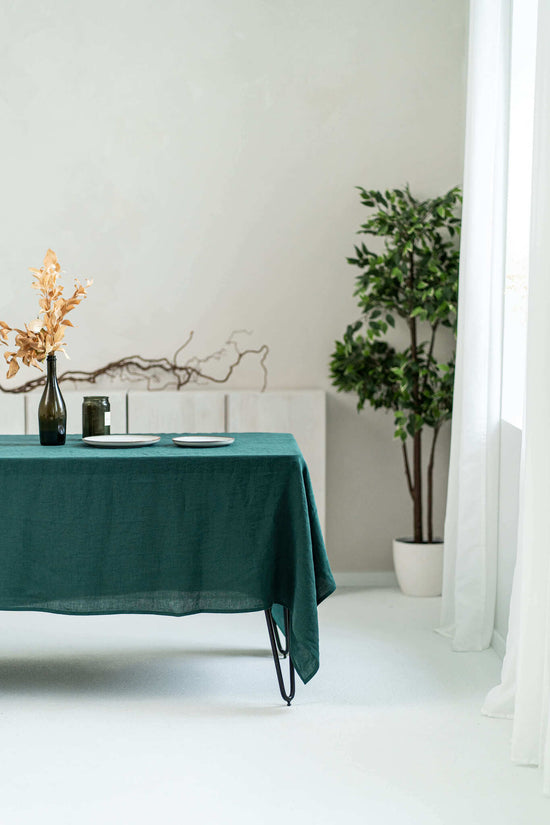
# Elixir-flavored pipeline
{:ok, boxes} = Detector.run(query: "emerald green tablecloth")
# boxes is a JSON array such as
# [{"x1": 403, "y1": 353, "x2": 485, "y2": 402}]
[{"x1": 0, "y1": 433, "x2": 335, "y2": 684}]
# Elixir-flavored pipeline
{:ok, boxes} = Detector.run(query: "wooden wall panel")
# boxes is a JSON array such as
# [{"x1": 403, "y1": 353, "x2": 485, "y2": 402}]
[
  {"x1": 127, "y1": 391, "x2": 225, "y2": 434},
  {"x1": 0, "y1": 394, "x2": 26, "y2": 434}
]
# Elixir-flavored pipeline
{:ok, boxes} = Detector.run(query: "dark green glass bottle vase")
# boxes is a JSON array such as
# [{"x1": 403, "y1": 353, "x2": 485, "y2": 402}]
[{"x1": 38, "y1": 354, "x2": 67, "y2": 446}]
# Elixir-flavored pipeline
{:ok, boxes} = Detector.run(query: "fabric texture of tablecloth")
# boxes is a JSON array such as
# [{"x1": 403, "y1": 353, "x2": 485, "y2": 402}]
[{"x1": 0, "y1": 432, "x2": 335, "y2": 683}]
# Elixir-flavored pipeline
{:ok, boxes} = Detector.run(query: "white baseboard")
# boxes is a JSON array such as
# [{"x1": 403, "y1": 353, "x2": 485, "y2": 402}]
[
  {"x1": 333, "y1": 571, "x2": 398, "y2": 588},
  {"x1": 491, "y1": 629, "x2": 506, "y2": 659}
]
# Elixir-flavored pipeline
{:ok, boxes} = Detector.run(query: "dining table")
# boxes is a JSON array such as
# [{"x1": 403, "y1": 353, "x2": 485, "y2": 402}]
[{"x1": 0, "y1": 432, "x2": 335, "y2": 704}]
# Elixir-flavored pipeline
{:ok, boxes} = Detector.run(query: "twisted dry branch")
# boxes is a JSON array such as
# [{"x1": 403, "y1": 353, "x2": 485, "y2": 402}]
[{"x1": 0, "y1": 331, "x2": 269, "y2": 394}]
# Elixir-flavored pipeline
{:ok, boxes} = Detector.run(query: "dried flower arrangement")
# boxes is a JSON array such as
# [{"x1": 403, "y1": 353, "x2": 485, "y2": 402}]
[{"x1": 0, "y1": 249, "x2": 92, "y2": 379}]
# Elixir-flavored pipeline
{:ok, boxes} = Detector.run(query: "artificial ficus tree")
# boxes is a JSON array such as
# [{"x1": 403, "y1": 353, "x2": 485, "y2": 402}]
[{"x1": 330, "y1": 185, "x2": 461, "y2": 543}]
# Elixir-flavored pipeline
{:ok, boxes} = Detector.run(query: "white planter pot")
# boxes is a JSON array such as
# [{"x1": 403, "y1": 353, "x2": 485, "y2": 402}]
[{"x1": 392, "y1": 538, "x2": 444, "y2": 597}]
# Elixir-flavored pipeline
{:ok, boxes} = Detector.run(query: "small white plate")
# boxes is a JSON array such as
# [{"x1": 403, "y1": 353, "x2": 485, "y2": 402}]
[
  {"x1": 172, "y1": 436, "x2": 235, "y2": 448},
  {"x1": 83, "y1": 435, "x2": 161, "y2": 448}
]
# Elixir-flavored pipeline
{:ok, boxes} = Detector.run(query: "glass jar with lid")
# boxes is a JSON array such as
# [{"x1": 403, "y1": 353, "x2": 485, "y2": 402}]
[{"x1": 82, "y1": 396, "x2": 111, "y2": 437}]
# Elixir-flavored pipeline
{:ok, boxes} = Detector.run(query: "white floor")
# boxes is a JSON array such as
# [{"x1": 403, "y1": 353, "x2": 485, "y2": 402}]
[{"x1": 0, "y1": 588, "x2": 547, "y2": 824}]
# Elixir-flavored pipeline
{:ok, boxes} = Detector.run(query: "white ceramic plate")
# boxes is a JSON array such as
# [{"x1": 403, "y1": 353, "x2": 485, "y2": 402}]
[
  {"x1": 83, "y1": 435, "x2": 161, "y2": 448},
  {"x1": 172, "y1": 436, "x2": 235, "y2": 448}
]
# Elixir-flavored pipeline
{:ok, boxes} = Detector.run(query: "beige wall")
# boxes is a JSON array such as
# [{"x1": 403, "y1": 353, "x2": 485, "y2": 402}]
[{"x1": 0, "y1": 0, "x2": 468, "y2": 572}]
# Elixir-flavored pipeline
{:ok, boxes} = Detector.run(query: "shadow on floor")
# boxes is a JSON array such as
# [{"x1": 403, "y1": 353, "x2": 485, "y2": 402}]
[{"x1": 0, "y1": 646, "x2": 274, "y2": 699}]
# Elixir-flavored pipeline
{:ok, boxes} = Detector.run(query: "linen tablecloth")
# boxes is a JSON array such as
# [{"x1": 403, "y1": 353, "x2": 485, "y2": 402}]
[{"x1": 0, "y1": 433, "x2": 335, "y2": 683}]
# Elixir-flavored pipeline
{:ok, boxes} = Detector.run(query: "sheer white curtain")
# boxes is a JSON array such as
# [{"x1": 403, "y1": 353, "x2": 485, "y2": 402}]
[
  {"x1": 439, "y1": 0, "x2": 511, "y2": 651},
  {"x1": 484, "y1": 0, "x2": 550, "y2": 794}
]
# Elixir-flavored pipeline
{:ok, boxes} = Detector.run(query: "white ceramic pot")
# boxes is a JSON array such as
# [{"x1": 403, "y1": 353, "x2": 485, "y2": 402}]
[{"x1": 392, "y1": 538, "x2": 444, "y2": 597}]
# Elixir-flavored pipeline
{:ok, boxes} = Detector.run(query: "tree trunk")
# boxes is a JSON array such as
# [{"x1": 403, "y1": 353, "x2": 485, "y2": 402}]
[
  {"x1": 413, "y1": 429, "x2": 423, "y2": 542},
  {"x1": 402, "y1": 441, "x2": 414, "y2": 499},
  {"x1": 407, "y1": 248, "x2": 424, "y2": 542},
  {"x1": 427, "y1": 426, "x2": 440, "y2": 543}
]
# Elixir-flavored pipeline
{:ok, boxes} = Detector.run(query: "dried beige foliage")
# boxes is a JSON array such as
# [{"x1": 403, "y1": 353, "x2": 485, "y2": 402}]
[{"x1": 0, "y1": 249, "x2": 92, "y2": 379}]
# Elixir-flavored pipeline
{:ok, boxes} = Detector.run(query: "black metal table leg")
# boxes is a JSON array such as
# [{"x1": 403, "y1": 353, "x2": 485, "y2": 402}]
[
  {"x1": 272, "y1": 619, "x2": 289, "y2": 658},
  {"x1": 265, "y1": 607, "x2": 295, "y2": 705}
]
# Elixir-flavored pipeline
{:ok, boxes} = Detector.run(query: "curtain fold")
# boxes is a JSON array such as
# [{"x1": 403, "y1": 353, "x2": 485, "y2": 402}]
[
  {"x1": 439, "y1": 0, "x2": 512, "y2": 651},
  {"x1": 484, "y1": 0, "x2": 550, "y2": 793}
]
